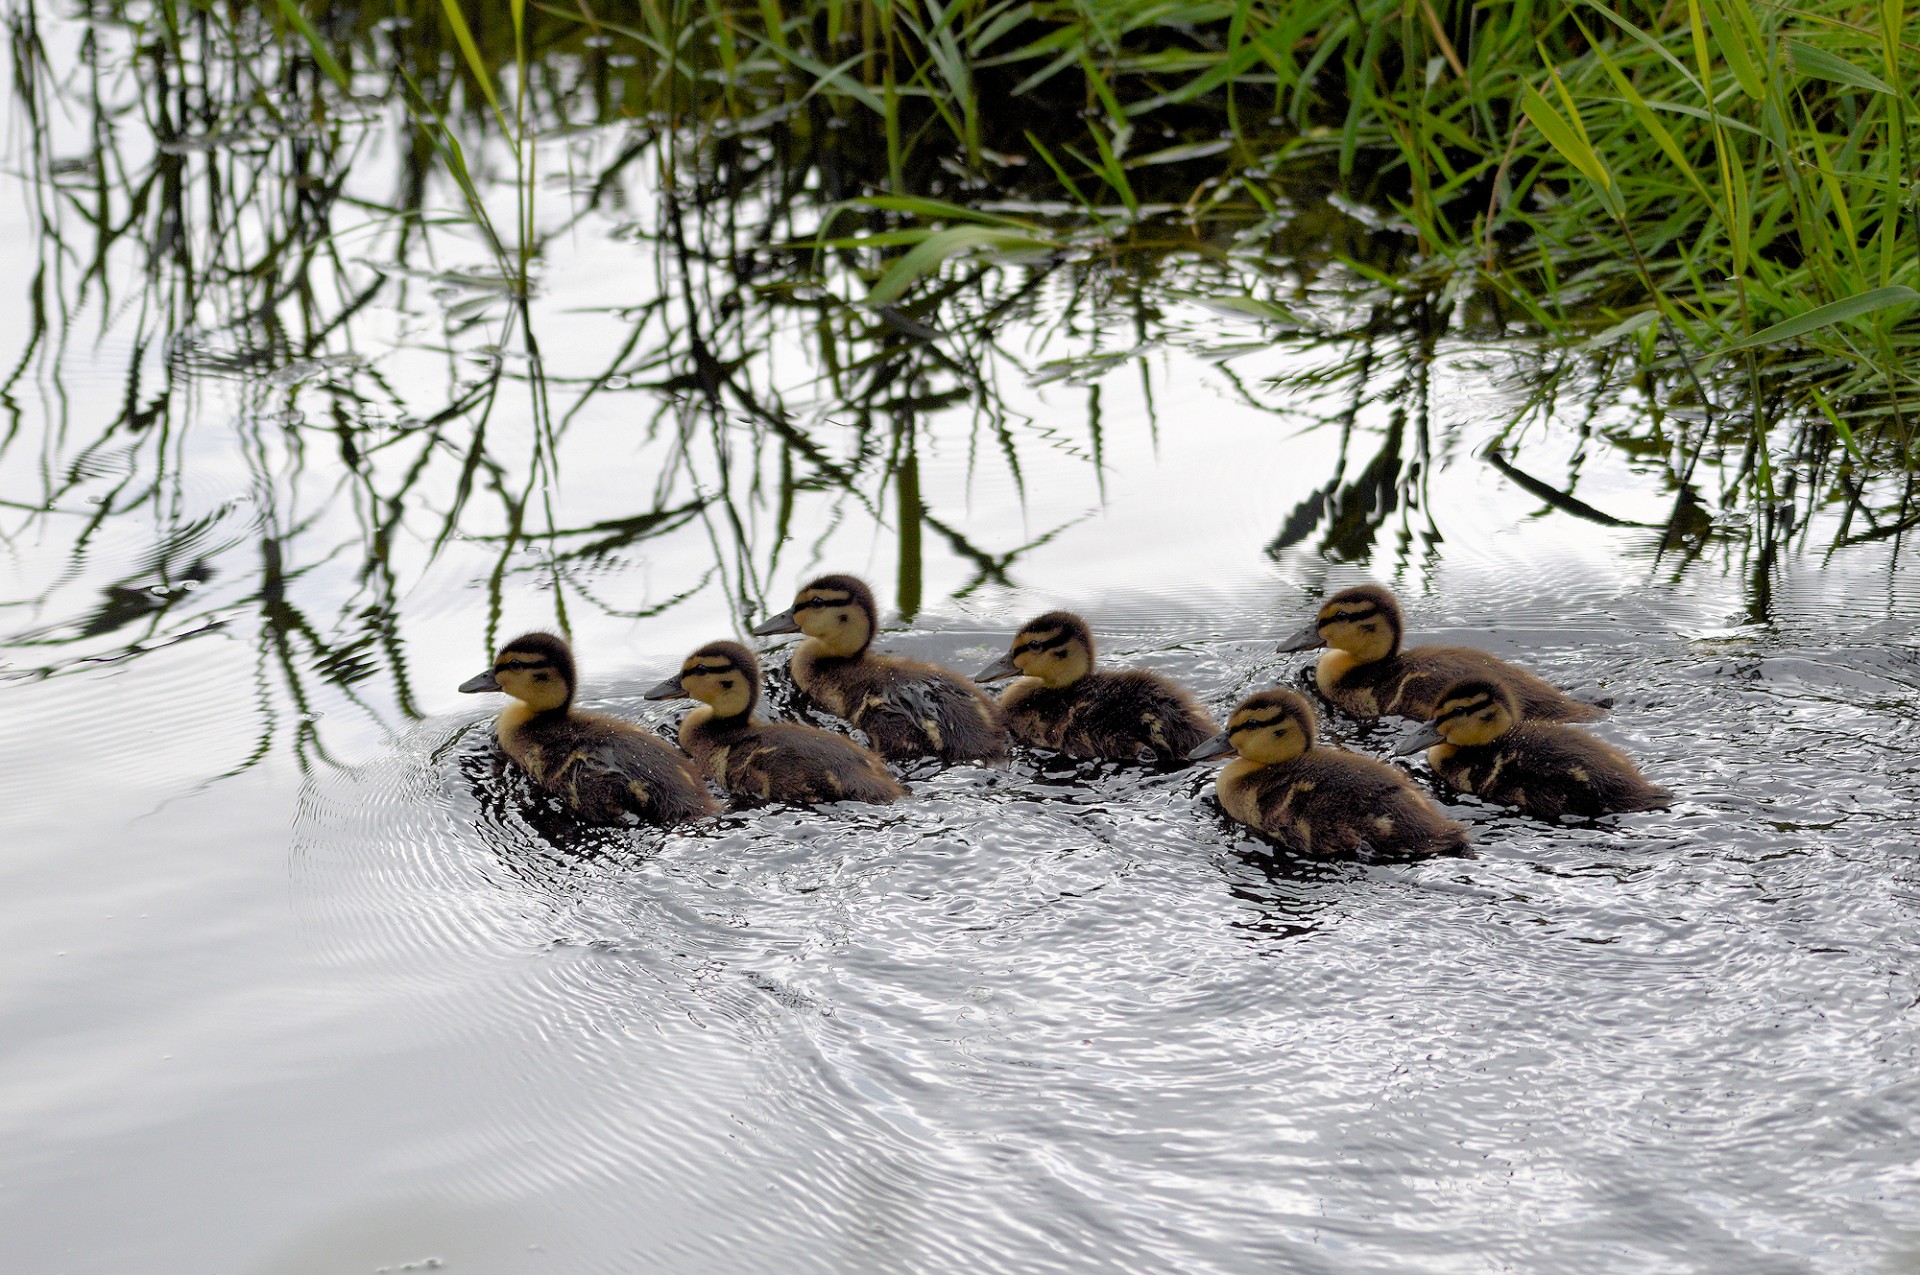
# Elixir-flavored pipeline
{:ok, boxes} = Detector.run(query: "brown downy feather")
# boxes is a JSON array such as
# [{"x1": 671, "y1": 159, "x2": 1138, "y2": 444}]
[
  {"x1": 1229, "y1": 751, "x2": 1473, "y2": 859},
  {"x1": 1200, "y1": 688, "x2": 1469, "y2": 860},
  {"x1": 462, "y1": 631, "x2": 715, "y2": 826},
  {"x1": 1419, "y1": 678, "x2": 1669, "y2": 819},
  {"x1": 767, "y1": 574, "x2": 1008, "y2": 763},
  {"x1": 1287, "y1": 584, "x2": 1606, "y2": 723},
  {"x1": 988, "y1": 612, "x2": 1217, "y2": 763},
  {"x1": 1328, "y1": 647, "x2": 1607, "y2": 723},
  {"x1": 657, "y1": 641, "x2": 905, "y2": 807}
]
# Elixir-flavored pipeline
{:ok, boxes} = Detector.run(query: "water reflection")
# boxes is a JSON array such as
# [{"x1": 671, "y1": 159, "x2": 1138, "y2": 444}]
[{"x1": 2, "y1": 4, "x2": 1911, "y2": 783}]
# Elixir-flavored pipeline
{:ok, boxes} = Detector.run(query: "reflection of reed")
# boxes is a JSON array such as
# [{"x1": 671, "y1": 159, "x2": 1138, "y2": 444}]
[{"x1": 3, "y1": 3, "x2": 1907, "y2": 785}]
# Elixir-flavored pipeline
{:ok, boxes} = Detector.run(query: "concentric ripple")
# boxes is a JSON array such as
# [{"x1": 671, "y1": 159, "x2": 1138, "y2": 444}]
[{"x1": 281, "y1": 576, "x2": 1920, "y2": 1273}]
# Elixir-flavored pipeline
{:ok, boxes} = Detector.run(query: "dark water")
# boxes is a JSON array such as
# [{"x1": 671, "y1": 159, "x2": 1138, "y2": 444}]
[{"x1": 5, "y1": 11, "x2": 1920, "y2": 1275}]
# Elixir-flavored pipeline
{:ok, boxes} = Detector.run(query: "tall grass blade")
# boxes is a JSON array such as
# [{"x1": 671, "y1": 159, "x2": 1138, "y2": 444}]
[{"x1": 1713, "y1": 286, "x2": 1920, "y2": 353}]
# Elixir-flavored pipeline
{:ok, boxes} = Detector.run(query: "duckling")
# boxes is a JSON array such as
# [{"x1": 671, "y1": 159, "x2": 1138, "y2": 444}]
[
  {"x1": 973, "y1": 611, "x2": 1218, "y2": 763},
  {"x1": 458, "y1": 631, "x2": 716, "y2": 825},
  {"x1": 1278, "y1": 584, "x2": 1605, "y2": 723},
  {"x1": 1188, "y1": 688, "x2": 1470, "y2": 859},
  {"x1": 750, "y1": 574, "x2": 1007, "y2": 764},
  {"x1": 644, "y1": 640, "x2": 905, "y2": 806},
  {"x1": 1396, "y1": 678, "x2": 1670, "y2": 819}
]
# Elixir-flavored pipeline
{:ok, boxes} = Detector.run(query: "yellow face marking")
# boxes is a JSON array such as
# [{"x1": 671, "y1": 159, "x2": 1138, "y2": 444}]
[
  {"x1": 1011, "y1": 626, "x2": 1090, "y2": 688},
  {"x1": 1225, "y1": 709, "x2": 1310, "y2": 765},
  {"x1": 1315, "y1": 602, "x2": 1395, "y2": 664},
  {"x1": 1433, "y1": 690, "x2": 1513, "y2": 747},
  {"x1": 493, "y1": 654, "x2": 570, "y2": 712},
  {"x1": 792, "y1": 588, "x2": 870, "y2": 656},
  {"x1": 679, "y1": 659, "x2": 754, "y2": 717}
]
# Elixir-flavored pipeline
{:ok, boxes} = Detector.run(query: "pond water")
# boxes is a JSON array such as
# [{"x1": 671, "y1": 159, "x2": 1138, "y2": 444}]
[{"x1": 4, "y1": 10, "x2": 1920, "y2": 1275}]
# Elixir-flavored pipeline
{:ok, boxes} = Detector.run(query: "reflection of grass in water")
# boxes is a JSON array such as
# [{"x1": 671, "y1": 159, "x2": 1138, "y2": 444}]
[
  {"x1": 248, "y1": 0, "x2": 1920, "y2": 468},
  {"x1": 1, "y1": 1, "x2": 1913, "y2": 778}
]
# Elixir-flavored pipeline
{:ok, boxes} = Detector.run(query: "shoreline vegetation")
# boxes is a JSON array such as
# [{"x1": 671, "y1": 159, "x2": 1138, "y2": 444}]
[
  {"x1": 261, "y1": 0, "x2": 1917, "y2": 473},
  {"x1": 3, "y1": 0, "x2": 1915, "y2": 770}
]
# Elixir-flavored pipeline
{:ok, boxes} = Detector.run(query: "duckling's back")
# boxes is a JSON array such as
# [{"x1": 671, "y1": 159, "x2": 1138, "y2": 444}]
[
  {"x1": 1234, "y1": 750, "x2": 1470, "y2": 859},
  {"x1": 693, "y1": 716, "x2": 906, "y2": 805},
  {"x1": 794, "y1": 650, "x2": 1007, "y2": 763},
  {"x1": 1436, "y1": 722, "x2": 1669, "y2": 818},
  {"x1": 505, "y1": 710, "x2": 715, "y2": 824},
  {"x1": 1002, "y1": 669, "x2": 1215, "y2": 762},
  {"x1": 1332, "y1": 646, "x2": 1605, "y2": 723}
]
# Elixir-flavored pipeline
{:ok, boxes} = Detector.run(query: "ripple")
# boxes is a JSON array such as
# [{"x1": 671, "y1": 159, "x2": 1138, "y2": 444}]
[{"x1": 279, "y1": 573, "x2": 1920, "y2": 1272}]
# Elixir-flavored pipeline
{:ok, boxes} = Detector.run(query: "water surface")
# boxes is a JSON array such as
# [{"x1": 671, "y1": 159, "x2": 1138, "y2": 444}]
[{"x1": 3, "y1": 10, "x2": 1919, "y2": 1274}]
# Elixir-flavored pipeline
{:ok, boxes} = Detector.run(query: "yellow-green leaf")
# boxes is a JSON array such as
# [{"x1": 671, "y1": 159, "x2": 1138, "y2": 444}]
[{"x1": 1715, "y1": 286, "x2": 1920, "y2": 353}]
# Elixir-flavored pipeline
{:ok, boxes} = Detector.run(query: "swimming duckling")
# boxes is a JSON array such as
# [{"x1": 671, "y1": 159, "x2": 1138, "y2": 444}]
[
  {"x1": 1278, "y1": 584, "x2": 1605, "y2": 723},
  {"x1": 644, "y1": 640, "x2": 905, "y2": 806},
  {"x1": 1188, "y1": 688, "x2": 1470, "y2": 859},
  {"x1": 751, "y1": 574, "x2": 1007, "y2": 764},
  {"x1": 973, "y1": 611, "x2": 1218, "y2": 763},
  {"x1": 458, "y1": 632, "x2": 716, "y2": 825},
  {"x1": 1397, "y1": 678, "x2": 1670, "y2": 819}
]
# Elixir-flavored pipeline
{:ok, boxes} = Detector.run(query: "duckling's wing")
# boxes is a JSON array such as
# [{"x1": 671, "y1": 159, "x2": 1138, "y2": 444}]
[
  {"x1": 860, "y1": 670, "x2": 1005, "y2": 761},
  {"x1": 867, "y1": 677, "x2": 941, "y2": 727}
]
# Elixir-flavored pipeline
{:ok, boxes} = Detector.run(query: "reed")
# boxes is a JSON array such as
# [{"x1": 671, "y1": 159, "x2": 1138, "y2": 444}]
[
  {"x1": 306, "y1": 0, "x2": 1909, "y2": 482},
  {"x1": 6, "y1": 0, "x2": 1915, "y2": 776}
]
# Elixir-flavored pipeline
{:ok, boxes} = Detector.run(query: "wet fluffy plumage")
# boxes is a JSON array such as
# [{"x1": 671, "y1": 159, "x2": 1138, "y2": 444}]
[
  {"x1": 459, "y1": 631, "x2": 715, "y2": 826},
  {"x1": 982, "y1": 612, "x2": 1217, "y2": 763},
  {"x1": 1195, "y1": 688, "x2": 1469, "y2": 860},
  {"x1": 650, "y1": 640, "x2": 905, "y2": 807},
  {"x1": 758, "y1": 574, "x2": 1007, "y2": 764},
  {"x1": 1282, "y1": 584, "x2": 1606, "y2": 723},
  {"x1": 1416, "y1": 678, "x2": 1669, "y2": 819}
]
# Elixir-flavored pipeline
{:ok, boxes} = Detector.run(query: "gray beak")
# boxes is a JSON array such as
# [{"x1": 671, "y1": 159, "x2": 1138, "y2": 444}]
[
  {"x1": 1187, "y1": 730, "x2": 1236, "y2": 761},
  {"x1": 1395, "y1": 725, "x2": 1446, "y2": 756},
  {"x1": 1276, "y1": 622, "x2": 1326, "y2": 654},
  {"x1": 459, "y1": 670, "x2": 501, "y2": 693},
  {"x1": 973, "y1": 651, "x2": 1021, "y2": 683},
  {"x1": 643, "y1": 673, "x2": 688, "y2": 700},
  {"x1": 750, "y1": 608, "x2": 801, "y2": 636}
]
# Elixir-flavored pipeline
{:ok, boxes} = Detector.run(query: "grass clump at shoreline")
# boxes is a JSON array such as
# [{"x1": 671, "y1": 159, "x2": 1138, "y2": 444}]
[{"x1": 256, "y1": 0, "x2": 1919, "y2": 481}]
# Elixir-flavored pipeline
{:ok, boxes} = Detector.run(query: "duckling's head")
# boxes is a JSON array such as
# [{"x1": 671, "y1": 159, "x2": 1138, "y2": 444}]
[
  {"x1": 1276, "y1": 584, "x2": 1403, "y2": 664},
  {"x1": 459, "y1": 631, "x2": 575, "y2": 713},
  {"x1": 973, "y1": 611, "x2": 1095, "y2": 688},
  {"x1": 1188, "y1": 688, "x2": 1316, "y2": 765},
  {"x1": 1397, "y1": 678, "x2": 1517, "y2": 754},
  {"x1": 644, "y1": 640, "x2": 760, "y2": 719},
  {"x1": 751, "y1": 574, "x2": 878, "y2": 658}
]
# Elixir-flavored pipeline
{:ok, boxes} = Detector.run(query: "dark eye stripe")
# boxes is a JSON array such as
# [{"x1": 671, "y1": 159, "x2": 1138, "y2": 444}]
[
  {"x1": 798, "y1": 593, "x2": 855, "y2": 610},
  {"x1": 1319, "y1": 605, "x2": 1381, "y2": 628},
  {"x1": 686, "y1": 662, "x2": 737, "y2": 676},
  {"x1": 1229, "y1": 713, "x2": 1288, "y2": 736},
  {"x1": 1437, "y1": 696, "x2": 1495, "y2": 722},
  {"x1": 498, "y1": 658, "x2": 554, "y2": 672},
  {"x1": 1015, "y1": 631, "x2": 1071, "y2": 654}
]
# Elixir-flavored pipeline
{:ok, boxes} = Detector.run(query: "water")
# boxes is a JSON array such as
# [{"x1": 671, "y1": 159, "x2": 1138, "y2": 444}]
[{"x1": 4, "y1": 10, "x2": 1920, "y2": 1274}]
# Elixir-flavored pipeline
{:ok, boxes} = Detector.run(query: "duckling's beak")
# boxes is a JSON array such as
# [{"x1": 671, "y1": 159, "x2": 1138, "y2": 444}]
[
  {"x1": 1276, "y1": 623, "x2": 1326, "y2": 654},
  {"x1": 750, "y1": 608, "x2": 801, "y2": 636},
  {"x1": 459, "y1": 670, "x2": 501, "y2": 693},
  {"x1": 643, "y1": 673, "x2": 688, "y2": 700},
  {"x1": 973, "y1": 652, "x2": 1020, "y2": 683},
  {"x1": 1395, "y1": 725, "x2": 1446, "y2": 756},
  {"x1": 1187, "y1": 730, "x2": 1236, "y2": 761}
]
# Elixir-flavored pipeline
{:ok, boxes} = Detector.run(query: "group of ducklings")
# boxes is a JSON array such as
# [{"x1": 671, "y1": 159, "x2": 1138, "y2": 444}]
[{"x1": 459, "y1": 578, "x2": 1669, "y2": 858}]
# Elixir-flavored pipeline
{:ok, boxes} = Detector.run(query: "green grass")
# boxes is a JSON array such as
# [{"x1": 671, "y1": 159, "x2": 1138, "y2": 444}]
[
  {"x1": 298, "y1": 0, "x2": 1909, "y2": 487},
  {"x1": 9, "y1": 0, "x2": 1913, "y2": 775}
]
